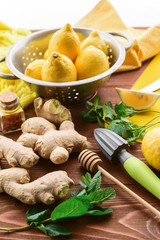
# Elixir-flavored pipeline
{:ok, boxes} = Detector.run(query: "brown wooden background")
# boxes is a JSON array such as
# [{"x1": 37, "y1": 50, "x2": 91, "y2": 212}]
[{"x1": 0, "y1": 58, "x2": 160, "y2": 240}]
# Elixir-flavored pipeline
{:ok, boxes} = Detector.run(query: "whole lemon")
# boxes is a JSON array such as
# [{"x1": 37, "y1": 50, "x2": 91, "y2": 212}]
[
  {"x1": 141, "y1": 127, "x2": 160, "y2": 171},
  {"x1": 48, "y1": 23, "x2": 80, "y2": 61},
  {"x1": 80, "y1": 31, "x2": 108, "y2": 56},
  {"x1": 25, "y1": 59, "x2": 45, "y2": 80},
  {"x1": 42, "y1": 52, "x2": 77, "y2": 82},
  {"x1": 43, "y1": 49, "x2": 49, "y2": 59},
  {"x1": 75, "y1": 45, "x2": 109, "y2": 80}
]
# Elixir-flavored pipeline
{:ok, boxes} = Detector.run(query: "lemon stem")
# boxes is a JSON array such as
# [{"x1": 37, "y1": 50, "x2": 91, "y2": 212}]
[{"x1": 53, "y1": 53, "x2": 58, "y2": 59}]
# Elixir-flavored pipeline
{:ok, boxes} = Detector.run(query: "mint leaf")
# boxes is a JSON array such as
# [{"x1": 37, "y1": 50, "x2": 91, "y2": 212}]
[
  {"x1": 87, "y1": 207, "x2": 113, "y2": 216},
  {"x1": 36, "y1": 224, "x2": 47, "y2": 235},
  {"x1": 81, "y1": 172, "x2": 92, "y2": 187},
  {"x1": 37, "y1": 223, "x2": 71, "y2": 236},
  {"x1": 88, "y1": 187, "x2": 116, "y2": 205},
  {"x1": 103, "y1": 102, "x2": 116, "y2": 121},
  {"x1": 97, "y1": 116, "x2": 104, "y2": 128},
  {"x1": 87, "y1": 170, "x2": 102, "y2": 193},
  {"x1": 69, "y1": 190, "x2": 82, "y2": 198},
  {"x1": 107, "y1": 120, "x2": 129, "y2": 138},
  {"x1": 124, "y1": 106, "x2": 137, "y2": 117},
  {"x1": 79, "y1": 180, "x2": 87, "y2": 188},
  {"x1": 78, "y1": 110, "x2": 97, "y2": 122},
  {"x1": 86, "y1": 101, "x2": 94, "y2": 110},
  {"x1": 26, "y1": 208, "x2": 49, "y2": 223},
  {"x1": 51, "y1": 196, "x2": 90, "y2": 221},
  {"x1": 115, "y1": 102, "x2": 127, "y2": 118},
  {"x1": 93, "y1": 95, "x2": 101, "y2": 109}
]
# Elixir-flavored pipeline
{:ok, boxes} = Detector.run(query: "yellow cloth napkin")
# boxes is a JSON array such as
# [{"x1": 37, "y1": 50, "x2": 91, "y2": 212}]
[
  {"x1": 130, "y1": 53, "x2": 160, "y2": 140},
  {"x1": 76, "y1": 0, "x2": 160, "y2": 72}
]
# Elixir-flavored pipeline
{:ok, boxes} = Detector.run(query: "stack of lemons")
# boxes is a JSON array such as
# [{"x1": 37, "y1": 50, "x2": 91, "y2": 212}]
[{"x1": 25, "y1": 23, "x2": 110, "y2": 82}]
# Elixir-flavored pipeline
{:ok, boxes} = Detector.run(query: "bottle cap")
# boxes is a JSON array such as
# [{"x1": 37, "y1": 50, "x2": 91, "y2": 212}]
[{"x1": 0, "y1": 92, "x2": 18, "y2": 105}]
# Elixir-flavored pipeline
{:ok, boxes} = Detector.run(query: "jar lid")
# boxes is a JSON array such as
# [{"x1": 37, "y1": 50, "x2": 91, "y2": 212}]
[{"x1": 0, "y1": 91, "x2": 18, "y2": 105}]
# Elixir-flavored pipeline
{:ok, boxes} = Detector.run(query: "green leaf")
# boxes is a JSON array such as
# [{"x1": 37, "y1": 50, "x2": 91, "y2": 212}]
[
  {"x1": 81, "y1": 172, "x2": 92, "y2": 187},
  {"x1": 26, "y1": 208, "x2": 49, "y2": 224},
  {"x1": 36, "y1": 224, "x2": 48, "y2": 235},
  {"x1": 76, "y1": 189, "x2": 87, "y2": 196},
  {"x1": 86, "y1": 101, "x2": 94, "y2": 110},
  {"x1": 124, "y1": 106, "x2": 137, "y2": 117},
  {"x1": 97, "y1": 116, "x2": 104, "y2": 128},
  {"x1": 102, "y1": 104, "x2": 108, "y2": 120},
  {"x1": 88, "y1": 187, "x2": 116, "y2": 205},
  {"x1": 51, "y1": 196, "x2": 90, "y2": 221},
  {"x1": 87, "y1": 207, "x2": 113, "y2": 216},
  {"x1": 69, "y1": 190, "x2": 83, "y2": 199},
  {"x1": 107, "y1": 121, "x2": 128, "y2": 137},
  {"x1": 78, "y1": 110, "x2": 97, "y2": 122},
  {"x1": 87, "y1": 170, "x2": 102, "y2": 193},
  {"x1": 115, "y1": 102, "x2": 126, "y2": 118},
  {"x1": 37, "y1": 223, "x2": 71, "y2": 237},
  {"x1": 93, "y1": 95, "x2": 101, "y2": 109},
  {"x1": 79, "y1": 180, "x2": 87, "y2": 188},
  {"x1": 103, "y1": 102, "x2": 116, "y2": 120}
]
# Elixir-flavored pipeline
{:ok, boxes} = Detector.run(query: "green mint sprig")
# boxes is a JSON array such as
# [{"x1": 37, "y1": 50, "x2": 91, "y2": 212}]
[
  {"x1": 0, "y1": 170, "x2": 115, "y2": 237},
  {"x1": 79, "y1": 95, "x2": 160, "y2": 142}
]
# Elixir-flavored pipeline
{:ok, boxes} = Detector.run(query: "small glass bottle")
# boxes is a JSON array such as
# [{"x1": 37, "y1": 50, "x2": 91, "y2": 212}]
[{"x1": 0, "y1": 91, "x2": 25, "y2": 134}]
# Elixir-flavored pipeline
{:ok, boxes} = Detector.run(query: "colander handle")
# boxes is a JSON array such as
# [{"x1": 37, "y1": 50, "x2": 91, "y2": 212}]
[
  {"x1": 108, "y1": 31, "x2": 132, "y2": 50},
  {"x1": 0, "y1": 56, "x2": 19, "y2": 80}
]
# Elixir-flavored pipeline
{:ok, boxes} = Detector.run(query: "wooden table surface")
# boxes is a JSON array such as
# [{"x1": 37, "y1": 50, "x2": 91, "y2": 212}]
[{"x1": 0, "y1": 58, "x2": 160, "y2": 240}]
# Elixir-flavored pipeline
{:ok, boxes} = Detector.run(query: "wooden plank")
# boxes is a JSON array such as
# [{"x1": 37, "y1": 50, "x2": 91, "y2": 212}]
[{"x1": 0, "y1": 58, "x2": 159, "y2": 240}]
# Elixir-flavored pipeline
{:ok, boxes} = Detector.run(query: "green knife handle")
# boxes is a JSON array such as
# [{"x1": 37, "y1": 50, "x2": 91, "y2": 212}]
[{"x1": 123, "y1": 156, "x2": 160, "y2": 199}]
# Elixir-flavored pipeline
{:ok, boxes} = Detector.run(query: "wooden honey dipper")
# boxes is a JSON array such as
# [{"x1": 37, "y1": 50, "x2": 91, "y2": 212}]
[{"x1": 78, "y1": 149, "x2": 160, "y2": 219}]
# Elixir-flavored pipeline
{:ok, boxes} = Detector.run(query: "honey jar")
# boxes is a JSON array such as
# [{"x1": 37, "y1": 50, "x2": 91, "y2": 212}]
[{"x1": 0, "y1": 91, "x2": 25, "y2": 134}]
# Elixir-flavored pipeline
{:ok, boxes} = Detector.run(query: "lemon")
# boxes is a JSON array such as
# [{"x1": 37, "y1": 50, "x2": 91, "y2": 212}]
[
  {"x1": 80, "y1": 31, "x2": 108, "y2": 55},
  {"x1": 47, "y1": 23, "x2": 80, "y2": 61},
  {"x1": 43, "y1": 49, "x2": 49, "y2": 59},
  {"x1": 41, "y1": 52, "x2": 77, "y2": 82},
  {"x1": 116, "y1": 88, "x2": 160, "y2": 110},
  {"x1": 142, "y1": 128, "x2": 160, "y2": 171},
  {"x1": 24, "y1": 59, "x2": 45, "y2": 80},
  {"x1": 75, "y1": 45, "x2": 109, "y2": 80}
]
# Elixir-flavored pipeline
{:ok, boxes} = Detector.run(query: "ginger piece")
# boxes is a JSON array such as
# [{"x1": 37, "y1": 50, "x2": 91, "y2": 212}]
[
  {"x1": 17, "y1": 117, "x2": 88, "y2": 164},
  {"x1": 34, "y1": 97, "x2": 72, "y2": 126},
  {"x1": 0, "y1": 168, "x2": 73, "y2": 205},
  {"x1": 0, "y1": 136, "x2": 39, "y2": 168}
]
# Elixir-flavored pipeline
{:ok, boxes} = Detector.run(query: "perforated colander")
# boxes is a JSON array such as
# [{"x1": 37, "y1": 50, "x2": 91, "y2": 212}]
[{"x1": 0, "y1": 27, "x2": 132, "y2": 105}]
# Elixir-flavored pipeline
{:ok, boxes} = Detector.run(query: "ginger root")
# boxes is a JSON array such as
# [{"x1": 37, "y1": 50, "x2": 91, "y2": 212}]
[
  {"x1": 0, "y1": 135, "x2": 39, "y2": 168},
  {"x1": 34, "y1": 97, "x2": 72, "y2": 126},
  {"x1": 17, "y1": 117, "x2": 88, "y2": 164},
  {"x1": 0, "y1": 168, "x2": 73, "y2": 205}
]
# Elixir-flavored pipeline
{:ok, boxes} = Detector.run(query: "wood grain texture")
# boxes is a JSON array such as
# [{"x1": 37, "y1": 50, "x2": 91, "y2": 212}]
[{"x1": 0, "y1": 58, "x2": 160, "y2": 240}]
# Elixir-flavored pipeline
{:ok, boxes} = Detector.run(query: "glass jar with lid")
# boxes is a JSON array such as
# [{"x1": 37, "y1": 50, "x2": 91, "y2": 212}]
[{"x1": 0, "y1": 91, "x2": 25, "y2": 134}]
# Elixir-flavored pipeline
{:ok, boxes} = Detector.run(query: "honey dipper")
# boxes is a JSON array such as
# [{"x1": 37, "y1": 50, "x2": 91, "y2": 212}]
[{"x1": 78, "y1": 149, "x2": 160, "y2": 219}]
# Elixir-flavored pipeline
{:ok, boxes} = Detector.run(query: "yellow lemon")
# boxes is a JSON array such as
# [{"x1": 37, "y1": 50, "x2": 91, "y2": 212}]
[
  {"x1": 75, "y1": 45, "x2": 109, "y2": 80},
  {"x1": 41, "y1": 52, "x2": 77, "y2": 82},
  {"x1": 142, "y1": 128, "x2": 160, "y2": 171},
  {"x1": 47, "y1": 23, "x2": 80, "y2": 61},
  {"x1": 24, "y1": 59, "x2": 45, "y2": 80},
  {"x1": 80, "y1": 31, "x2": 108, "y2": 55},
  {"x1": 116, "y1": 88, "x2": 160, "y2": 110},
  {"x1": 43, "y1": 49, "x2": 49, "y2": 59}
]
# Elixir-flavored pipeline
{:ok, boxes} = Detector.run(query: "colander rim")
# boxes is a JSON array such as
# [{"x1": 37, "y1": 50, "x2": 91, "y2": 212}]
[{"x1": 6, "y1": 26, "x2": 126, "y2": 87}]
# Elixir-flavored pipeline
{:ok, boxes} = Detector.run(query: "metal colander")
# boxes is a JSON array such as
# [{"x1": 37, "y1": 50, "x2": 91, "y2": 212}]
[{"x1": 0, "y1": 27, "x2": 132, "y2": 105}]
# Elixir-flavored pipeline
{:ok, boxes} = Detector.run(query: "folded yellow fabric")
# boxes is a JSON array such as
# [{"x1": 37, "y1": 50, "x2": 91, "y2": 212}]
[
  {"x1": 76, "y1": 0, "x2": 160, "y2": 72},
  {"x1": 130, "y1": 53, "x2": 160, "y2": 140},
  {"x1": 0, "y1": 22, "x2": 38, "y2": 108}
]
